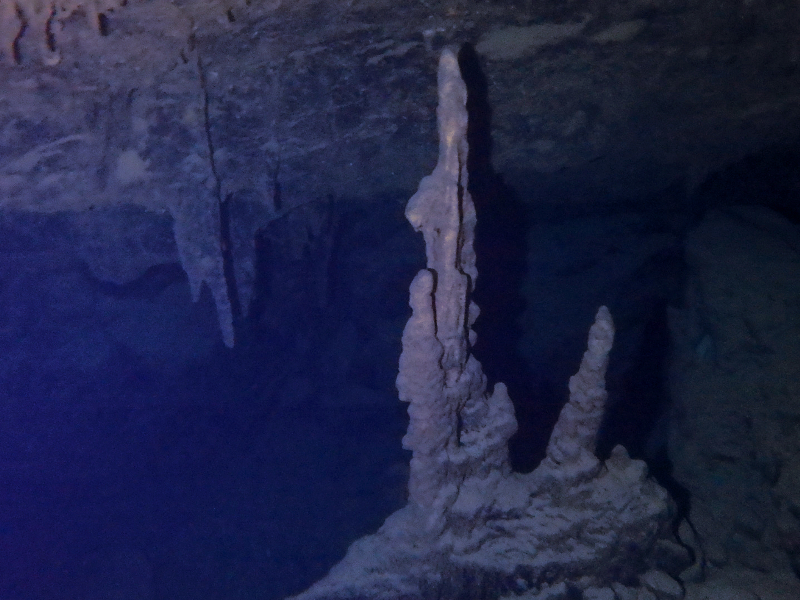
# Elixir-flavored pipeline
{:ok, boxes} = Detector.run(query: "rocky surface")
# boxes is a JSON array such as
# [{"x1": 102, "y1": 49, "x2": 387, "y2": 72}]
[{"x1": 668, "y1": 206, "x2": 800, "y2": 594}]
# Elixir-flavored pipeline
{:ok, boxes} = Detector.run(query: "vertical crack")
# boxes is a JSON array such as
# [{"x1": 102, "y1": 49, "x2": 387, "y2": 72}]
[
  {"x1": 196, "y1": 49, "x2": 222, "y2": 203},
  {"x1": 196, "y1": 48, "x2": 241, "y2": 321}
]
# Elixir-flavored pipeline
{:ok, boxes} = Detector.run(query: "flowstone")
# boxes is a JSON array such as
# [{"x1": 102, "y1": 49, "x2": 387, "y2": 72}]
[{"x1": 288, "y1": 49, "x2": 685, "y2": 600}]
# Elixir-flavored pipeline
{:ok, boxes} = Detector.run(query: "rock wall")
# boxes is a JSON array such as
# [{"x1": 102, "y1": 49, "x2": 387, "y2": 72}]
[{"x1": 669, "y1": 206, "x2": 800, "y2": 577}]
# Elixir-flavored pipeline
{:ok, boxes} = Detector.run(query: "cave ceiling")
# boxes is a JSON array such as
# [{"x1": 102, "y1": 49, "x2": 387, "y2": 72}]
[
  {"x1": 1, "y1": 0, "x2": 799, "y2": 343},
  {"x1": 3, "y1": 0, "x2": 799, "y2": 209}
]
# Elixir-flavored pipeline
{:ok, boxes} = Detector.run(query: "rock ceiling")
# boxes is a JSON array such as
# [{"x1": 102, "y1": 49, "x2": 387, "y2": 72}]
[
  {"x1": 3, "y1": 0, "x2": 799, "y2": 207},
  {"x1": 1, "y1": 0, "x2": 799, "y2": 343}
]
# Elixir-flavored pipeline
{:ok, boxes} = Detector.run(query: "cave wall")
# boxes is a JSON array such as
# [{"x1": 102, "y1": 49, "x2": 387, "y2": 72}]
[
  {"x1": 2, "y1": 1, "x2": 800, "y2": 598},
  {"x1": 2, "y1": 0, "x2": 800, "y2": 346}
]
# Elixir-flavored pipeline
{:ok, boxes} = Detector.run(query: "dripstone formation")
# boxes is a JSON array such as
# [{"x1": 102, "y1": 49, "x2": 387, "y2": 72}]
[{"x1": 289, "y1": 49, "x2": 687, "y2": 600}]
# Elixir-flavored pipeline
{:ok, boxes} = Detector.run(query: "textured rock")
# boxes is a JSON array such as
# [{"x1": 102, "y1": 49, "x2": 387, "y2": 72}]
[
  {"x1": 640, "y1": 569, "x2": 683, "y2": 600},
  {"x1": 582, "y1": 587, "x2": 616, "y2": 600},
  {"x1": 682, "y1": 567, "x2": 800, "y2": 600},
  {"x1": 668, "y1": 207, "x2": 800, "y2": 576}
]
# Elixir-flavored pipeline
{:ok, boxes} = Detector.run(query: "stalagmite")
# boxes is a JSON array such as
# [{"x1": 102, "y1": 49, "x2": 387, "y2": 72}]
[
  {"x1": 544, "y1": 304, "x2": 614, "y2": 474},
  {"x1": 397, "y1": 48, "x2": 516, "y2": 523},
  {"x1": 287, "y1": 48, "x2": 685, "y2": 600}
]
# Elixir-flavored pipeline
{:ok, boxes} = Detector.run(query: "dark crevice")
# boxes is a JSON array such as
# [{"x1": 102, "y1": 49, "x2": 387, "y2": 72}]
[
  {"x1": 196, "y1": 52, "x2": 222, "y2": 203},
  {"x1": 598, "y1": 301, "x2": 672, "y2": 462},
  {"x1": 459, "y1": 43, "x2": 543, "y2": 472},
  {"x1": 428, "y1": 267, "x2": 439, "y2": 337},
  {"x1": 11, "y1": 7, "x2": 26, "y2": 65},
  {"x1": 44, "y1": 8, "x2": 57, "y2": 53},
  {"x1": 692, "y1": 141, "x2": 800, "y2": 218},
  {"x1": 98, "y1": 13, "x2": 110, "y2": 36}
]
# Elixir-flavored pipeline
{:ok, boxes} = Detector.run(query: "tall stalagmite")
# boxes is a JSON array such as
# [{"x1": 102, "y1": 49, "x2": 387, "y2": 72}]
[
  {"x1": 288, "y1": 49, "x2": 685, "y2": 600},
  {"x1": 397, "y1": 48, "x2": 517, "y2": 525}
]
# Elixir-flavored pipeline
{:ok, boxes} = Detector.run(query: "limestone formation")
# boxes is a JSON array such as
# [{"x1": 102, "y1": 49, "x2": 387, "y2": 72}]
[
  {"x1": 287, "y1": 49, "x2": 684, "y2": 600},
  {"x1": 543, "y1": 305, "x2": 613, "y2": 474},
  {"x1": 398, "y1": 48, "x2": 515, "y2": 524},
  {"x1": 170, "y1": 190, "x2": 235, "y2": 349}
]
